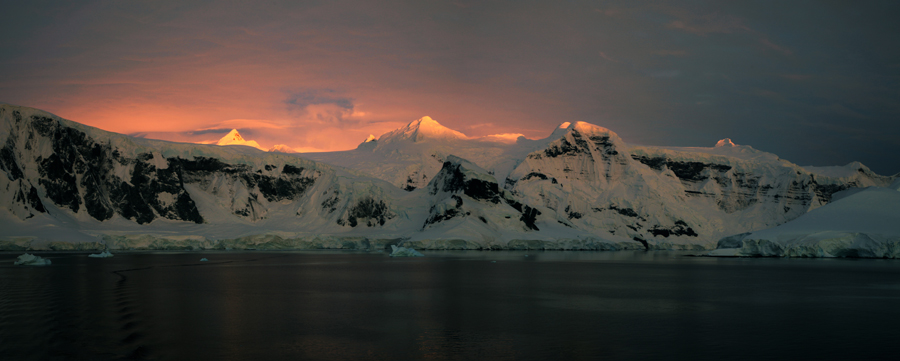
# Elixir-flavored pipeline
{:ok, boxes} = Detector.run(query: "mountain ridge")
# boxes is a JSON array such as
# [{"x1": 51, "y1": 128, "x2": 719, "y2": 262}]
[{"x1": 1, "y1": 104, "x2": 896, "y2": 255}]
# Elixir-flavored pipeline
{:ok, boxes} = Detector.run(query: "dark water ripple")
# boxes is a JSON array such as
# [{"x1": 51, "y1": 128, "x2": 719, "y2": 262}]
[{"x1": 2, "y1": 251, "x2": 900, "y2": 361}]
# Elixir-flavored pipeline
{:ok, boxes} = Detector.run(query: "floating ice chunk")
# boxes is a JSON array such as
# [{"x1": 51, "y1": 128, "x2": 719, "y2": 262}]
[
  {"x1": 200, "y1": 258, "x2": 209, "y2": 262},
  {"x1": 88, "y1": 250, "x2": 114, "y2": 258},
  {"x1": 14, "y1": 253, "x2": 51, "y2": 266},
  {"x1": 389, "y1": 245, "x2": 424, "y2": 257}
]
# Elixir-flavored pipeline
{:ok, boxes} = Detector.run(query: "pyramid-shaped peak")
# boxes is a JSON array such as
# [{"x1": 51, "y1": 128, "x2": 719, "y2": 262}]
[
  {"x1": 715, "y1": 138, "x2": 737, "y2": 147},
  {"x1": 381, "y1": 116, "x2": 467, "y2": 143},
  {"x1": 217, "y1": 129, "x2": 245, "y2": 145},
  {"x1": 215, "y1": 129, "x2": 263, "y2": 150},
  {"x1": 409, "y1": 116, "x2": 461, "y2": 135},
  {"x1": 364, "y1": 134, "x2": 377, "y2": 143}
]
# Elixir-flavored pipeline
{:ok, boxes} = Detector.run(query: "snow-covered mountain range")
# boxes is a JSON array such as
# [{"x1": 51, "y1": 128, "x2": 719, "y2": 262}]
[
  {"x1": 1, "y1": 104, "x2": 896, "y2": 255},
  {"x1": 213, "y1": 128, "x2": 297, "y2": 153}
]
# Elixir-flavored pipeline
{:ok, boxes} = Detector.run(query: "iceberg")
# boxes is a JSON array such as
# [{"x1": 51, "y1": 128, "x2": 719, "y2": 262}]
[
  {"x1": 88, "y1": 250, "x2": 114, "y2": 258},
  {"x1": 14, "y1": 253, "x2": 51, "y2": 266},
  {"x1": 200, "y1": 258, "x2": 209, "y2": 262},
  {"x1": 389, "y1": 245, "x2": 424, "y2": 257}
]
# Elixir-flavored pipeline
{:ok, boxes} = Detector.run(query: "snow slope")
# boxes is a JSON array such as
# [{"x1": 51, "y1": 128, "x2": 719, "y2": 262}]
[
  {"x1": 268, "y1": 144, "x2": 297, "y2": 153},
  {"x1": 301, "y1": 116, "x2": 565, "y2": 191}
]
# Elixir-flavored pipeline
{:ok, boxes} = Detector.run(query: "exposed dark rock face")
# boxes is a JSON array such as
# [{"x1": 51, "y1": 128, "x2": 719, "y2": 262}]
[
  {"x1": 396, "y1": 169, "x2": 434, "y2": 192},
  {"x1": 810, "y1": 177, "x2": 855, "y2": 203},
  {"x1": 424, "y1": 195, "x2": 464, "y2": 226},
  {"x1": 632, "y1": 237, "x2": 649, "y2": 250},
  {"x1": 1, "y1": 111, "x2": 326, "y2": 224},
  {"x1": 668, "y1": 161, "x2": 732, "y2": 181},
  {"x1": 1, "y1": 137, "x2": 23, "y2": 180},
  {"x1": 463, "y1": 179, "x2": 501, "y2": 204},
  {"x1": 503, "y1": 196, "x2": 541, "y2": 231},
  {"x1": 521, "y1": 172, "x2": 548, "y2": 181},
  {"x1": 26, "y1": 185, "x2": 45, "y2": 213},
  {"x1": 631, "y1": 152, "x2": 865, "y2": 216},
  {"x1": 542, "y1": 137, "x2": 584, "y2": 158},
  {"x1": 515, "y1": 171, "x2": 559, "y2": 187},
  {"x1": 321, "y1": 190, "x2": 341, "y2": 214},
  {"x1": 608, "y1": 205, "x2": 646, "y2": 221},
  {"x1": 425, "y1": 157, "x2": 541, "y2": 231},
  {"x1": 251, "y1": 170, "x2": 316, "y2": 202},
  {"x1": 169, "y1": 156, "x2": 318, "y2": 221},
  {"x1": 338, "y1": 197, "x2": 394, "y2": 227},
  {"x1": 35, "y1": 125, "x2": 89, "y2": 215},
  {"x1": 631, "y1": 155, "x2": 732, "y2": 181},
  {"x1": 403, "y1": 170, "x2": 428, "y2": 191},
  {"x1": 23, "y1": 118, "x2": 210, "y2": 224},
  {"x1": 632, "y1": 155, "x2": 667, "y2": 171},
  {"x1": 430, "y1": 160, "x2": 501, "y2": 203},
  {"x1": 516, "y1": 129, "x2": 631, "y2": 194},
  {"x1": 519, "y1": 205, "x2": 540, "y2": 231},
  {"x1": 282, "y1": 164, "x2": 304, "y2": 175},
  {"x1": 589, "y1": 135, "x2": 619, "y2": 156},
  {"x1": 430, "y1": 161, "x2": 466, "y2": 194},
  {"x1": 649, "y1": 220, "x2": 698, "y2": 237}
]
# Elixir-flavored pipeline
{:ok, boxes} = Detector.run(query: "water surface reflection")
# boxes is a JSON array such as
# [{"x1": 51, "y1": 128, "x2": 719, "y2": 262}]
[{"x1": 1, "y1": 250, "x2": 898, "y2": 360}]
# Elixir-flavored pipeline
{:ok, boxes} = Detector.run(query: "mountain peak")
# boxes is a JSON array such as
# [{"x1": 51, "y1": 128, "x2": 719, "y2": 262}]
[
  {"x1": 381, "y1": 116, "x2": 467, "y2": 143},
  {"x1": 547, "y1": 121, "x2": 616, "y2": 140},
  {"x1": 364, "y1": 134, "x2": 377, "y2": 143},
  {"x1": 715, "y1": 138, "x2": 737, "y2": 147},
  {"x1": 217, "y1": 129, "x2": 245, "y2": 145},
  {"x1": 216, "y1": 129, "x2": 263, "y2": 150}
]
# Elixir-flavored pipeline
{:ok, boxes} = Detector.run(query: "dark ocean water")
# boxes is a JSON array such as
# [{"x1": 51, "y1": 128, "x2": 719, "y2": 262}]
[{"x1": 1, "y1": 250, "x2": 899, "y2": 361}]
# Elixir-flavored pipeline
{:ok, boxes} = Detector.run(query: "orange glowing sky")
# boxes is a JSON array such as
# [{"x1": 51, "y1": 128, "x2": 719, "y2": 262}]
[{"x1": 2, "y1": 1, "x2": 899, "y2": 173}]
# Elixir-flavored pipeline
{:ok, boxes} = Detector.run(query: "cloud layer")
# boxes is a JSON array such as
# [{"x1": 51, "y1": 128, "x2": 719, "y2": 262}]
[{"x1": 1, "y1": 0, "x2": 898, "y2": 173}]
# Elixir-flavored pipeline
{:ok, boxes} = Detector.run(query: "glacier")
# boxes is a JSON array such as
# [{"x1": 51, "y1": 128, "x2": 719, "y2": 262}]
[
  {"x1": 709, "y1": 186, "x2": 900, "y2": 258},
  {"x1": 1, "y1": 104, "x2": 896, "y2": 256}
]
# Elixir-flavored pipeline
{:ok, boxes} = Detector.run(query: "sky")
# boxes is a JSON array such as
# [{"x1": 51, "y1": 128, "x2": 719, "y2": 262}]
[{"x1": 1, "y1": 0, "x2": 898, "y2": 174}]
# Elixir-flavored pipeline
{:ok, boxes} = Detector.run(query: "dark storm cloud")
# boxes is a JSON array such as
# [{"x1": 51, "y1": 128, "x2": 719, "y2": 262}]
[
  {"x1": 284, "y1": 89, "x2": 355, "y2": 111},
  {"x1": 0, "y1": 0, "x2": 898, "y2": 173},
  {"x1": 186, "y1": 128, "x2": 234, "y2": 136}
]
